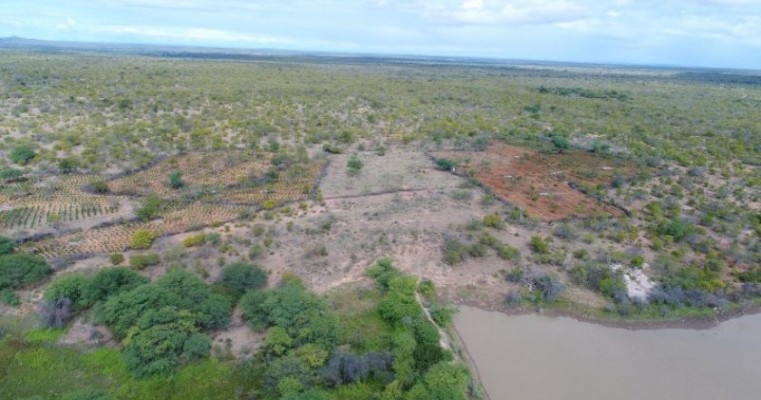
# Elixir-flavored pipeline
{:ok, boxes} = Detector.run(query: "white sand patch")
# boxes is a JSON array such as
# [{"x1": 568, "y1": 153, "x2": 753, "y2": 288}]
[{"x1": 611, "y1": 263, "x2": 656, "y2": 301}]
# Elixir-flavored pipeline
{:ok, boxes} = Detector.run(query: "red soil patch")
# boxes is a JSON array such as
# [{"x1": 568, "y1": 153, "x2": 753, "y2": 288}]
[{"x1": 432, "y1": 143, "x2": 637, "y2": 221}]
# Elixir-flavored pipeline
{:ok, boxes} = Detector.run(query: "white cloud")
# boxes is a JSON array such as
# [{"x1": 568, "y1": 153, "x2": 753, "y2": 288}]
[
  {"x1": 432, "y1": 0, "x2": 589, "y2": 26},
  {"x1": 92, "y1": 25, "x2": 291, "y2": 45}
]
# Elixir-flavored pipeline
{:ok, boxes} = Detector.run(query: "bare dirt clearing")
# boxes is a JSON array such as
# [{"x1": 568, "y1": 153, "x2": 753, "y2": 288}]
[{"x1": 431, "y1": 143, "x2": 639, "y2": 221}]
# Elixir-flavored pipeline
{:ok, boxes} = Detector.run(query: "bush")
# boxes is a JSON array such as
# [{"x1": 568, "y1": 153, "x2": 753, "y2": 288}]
[
  {"x1": 90, "y1": 180, "x2": 109, "y2": 194},
  {"x1": 240, "y1": 281, "x2": 338, "y2": 349},
  {"x1": 44, "y1": 275, "x2": 88, "y2": 310},
  {"x1": 110, "y1": 253, "x2": 125, "y2": 265},
  {"x1": 95, "y1": 269, "x2": 232, "y2": 339},
  {"x1": 346, "y1": 156, "x2": 363, "y2": 176},
  {"x1": 129, "y1": 253, "x2": 161, "y2": 270},
  {"x1": 183, "y1": 233, "x2": 207, "y2": 247},
  {"x1": 551, "y1": 135, "x2": 570, "y2": 153},
  {"x1": 529, "y1": 236, "x2": 549, "y2": 254},
  {"x1": 0, "y1": 289, "x2": 19, "y2": 306},
  {"x1": 0, "y1": 167, "x2": 23, "y2": 181},
  {"x1": 219, "y1": 262, "x2": 268, "y2": 295},
  {"x1": 570, "y1": 263, "x2": 626, "y2": 300},
  {"x1": 0, "y1": 253, "x2": 52, "y2": 290},
  {"x1": 434, "y1": 158, "x2": 457, "y2": 171},
  {"x1": 168, "y1": 171, "x2": 184, "y2": 189},
  {"x1": 136, "y1": 195, "x2": 163, "y2": 221},
  {"x1": 0, "y1": 236, "x2": 16, "y2": 255},
  {"x1": 82, "y1": 267, "x2": 148, "y2": 306},
  {"x1": 10, "y1": 145, "x2": 36, "y2": 165},
  {"x1": 130, "y1": 229, "x2": 158, "y2": 250},
  {"x1": 497, "y1": 244, "x2": 520, "y2": 260},
  {"x1": 442, "y1": 238, "x2": 467, "y2": 265},
  {"x1": 483, "y1": 214, "x2": 504, "y2": 229},
  {"x1": 123, "y1": 307, "x2": 210, "y2": 377},
  {"x1": 59, "y1": 157, "x2": 78, "y2": 173}
]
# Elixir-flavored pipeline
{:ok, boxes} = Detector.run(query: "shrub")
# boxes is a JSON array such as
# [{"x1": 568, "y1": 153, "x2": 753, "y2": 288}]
[
  {"x1": 44, "y1": 274, "x2": 89, "y2": 310},
  {"x1": 434, "y1": 158, "x2": 457, "y2": 171},
  {"x1": 0, "y1": 167, "x2": 23, "y2": 181},
  {"x1": 570, "y1": 263, "x2": 626, "y2": 300},
  {"x1": 346, "y1": 156, "x2": 363, "y2": 176},
  {"x1": 90, "y1": 180, "x2": 109, "y2": 194},
  {"x1": 206, "y1": 232, "x2": 221, "y2": 246},
  {"x1": 95, "y1": 269, "x2": 232, "y2": 340},
  {"x1": 483, "y1": 214, "x2": 504, "y2": 229},
  {"x1": 129, "y1": 253, "x2": 161, "y2": 270},
  {"x1": 529, "y1": 236, "x2": 549, "y2": 254},
  {"x1": 136, "y1": 195, "x2": 162, "y2": 221},
  {"x1": 10, "y1": 145, "x2": 36, "y2": 165},
  {"x1": 249, "y1": 244, "x2": 264, "y2": 259},
  {"x1": 262, "y1": 199, "x2": 277, "y2": 210},
  {"x1": 81, "y1": 267, "x2": 148, "y2": 306},
  {"x1": 123, "y1": 307, "x2": 210, "y2": 377},
  {"x1": 168, "y1": 171, "x2": 184, "y2": 189},
  {"x1": 497, "y1": 244, "x2": 520, "y2": 260},
  {"x1": 0, "y1": 289, "x2": 19, "y2": 306},
  {"x1": 0, "y1": 236, "x2": 15, "y2": 255},
  {"x1": 0, "y1": 253, "x2": 52, "y2": 290},
  {"x1": 442, "y1": 238, "x2": 467, "y2": 265},
  {"x1": 183, "y1": 233, "x2": 207, "y2": 247},
  {"x1": 130, "y1": 229, "x2": 158, "y2": 250},
  {"x1": 110, "y1": 253, "x2": 125, "y2": 265},
  {"x1": 551, "y1": 135, "x2": 570, "y2": 153},
  {"x1": 219, "y1": 262, "x2": 268, "y2": 295},
  {"x1": 59, "y1": 157, "x2": 78, "y2": 173}
]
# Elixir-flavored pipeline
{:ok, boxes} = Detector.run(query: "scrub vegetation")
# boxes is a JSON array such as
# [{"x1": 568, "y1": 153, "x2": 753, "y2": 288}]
[{"x1": 0, "y1": 47, "x2": 759, "y2": 398}]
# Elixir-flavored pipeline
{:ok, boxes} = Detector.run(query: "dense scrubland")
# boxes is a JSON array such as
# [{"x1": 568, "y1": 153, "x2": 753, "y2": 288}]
[{"x1": 0, "y1": 48, "x2": 760, "y2": 398}]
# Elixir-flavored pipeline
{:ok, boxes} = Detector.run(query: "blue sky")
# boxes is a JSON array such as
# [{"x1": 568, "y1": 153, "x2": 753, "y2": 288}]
[{"x1": 1, "y1": 0, "x2": 760, "y2": 69}]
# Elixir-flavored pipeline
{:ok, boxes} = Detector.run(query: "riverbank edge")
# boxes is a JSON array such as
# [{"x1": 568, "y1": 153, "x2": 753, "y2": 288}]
[
  {"x1": 447, "y1": 323, "x2": 491, "y2": 400},
  {"x1": 450, "y1": 297, "x2": 761, "y2": 331}
]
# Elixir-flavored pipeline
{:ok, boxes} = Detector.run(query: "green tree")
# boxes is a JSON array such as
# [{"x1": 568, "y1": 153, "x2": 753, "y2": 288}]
[
  {"x1": 219, "y1": 262, "x2": 268, "y2": 295},
  {"x1": 0, "y1": 253, "x2": 52, "y2": 290},
  {"x1": 168, "y1": 171, "x2": 184, "y2": 189}
]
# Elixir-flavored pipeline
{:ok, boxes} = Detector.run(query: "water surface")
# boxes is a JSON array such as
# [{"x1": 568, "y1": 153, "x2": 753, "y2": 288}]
[{"x1": 454, "y1": 306, "x2": 761, "y2": 400}]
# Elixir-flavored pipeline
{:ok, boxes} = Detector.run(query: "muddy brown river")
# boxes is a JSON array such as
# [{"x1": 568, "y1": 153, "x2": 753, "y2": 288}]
[{"x1": 454, "y1": 306, "x2": 761, "y2": 400}]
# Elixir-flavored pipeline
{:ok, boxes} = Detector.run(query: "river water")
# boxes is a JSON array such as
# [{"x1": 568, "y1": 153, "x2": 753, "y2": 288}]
[{"x1": 454, "y1": 306, "x2": 761, "y2": 400}]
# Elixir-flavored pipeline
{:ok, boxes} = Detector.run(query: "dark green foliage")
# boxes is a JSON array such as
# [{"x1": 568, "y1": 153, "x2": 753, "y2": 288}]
[
  {"x1": 570, "y1": 263, "x2": 627, "y2": 300},
  {"x1": 434, "y1": 158, "x2": 457, "y2": 171},
  {"x1": 738, "y1": 267, "x2": 761, "y2": 283},
  {"x1": 0, "y1": 289, "x2": 20, "y2": 306},
  {"x1": 168, "y1": 171, "x2": 184, "y2": 189},
  {"x1": 123, "y1": 307, "x2": 209, "y2": 377},
  {"x1": 0, "y1": 254, "x2": 52, "y2": 290},
  {"x1": 44, "y1": 275, "x2": 88, "y2": 311},
  {"x1": 0, "y1": 236, "x2": 16, "y2": 255},
  {"x1": 0, "y1": 167, "x2": 23, "y2": 181},
  {"x1": 10, "y1": 145, "x2": 36, "y2": 165},
  {"x1": 365, "y1": 257, "x2": 397, "y2": 291},
  {"x1": 219, "y1": 262, "x2": 268, "y2": 295},
  {"x1": 240, "y1": 281, "x2": 339, "y2": 350},
  {"x1": 95, "y1": 269, "x2": 232, "y2": 340},
  {"x1": 656, "y1": 219, "x2": 694, "y2": 242},
  {"x1": 406, "y1": 362, "x2": 470, "y2": 400},
  {"x1": 346, "y1": 156, "x2": 363, "y2": 176},
  {"x1": 551, "y1": 135, "x2": 570, "y2": 153},
  {"x1": 81, "y1": 267, "x2": 149, "y2": 306}
]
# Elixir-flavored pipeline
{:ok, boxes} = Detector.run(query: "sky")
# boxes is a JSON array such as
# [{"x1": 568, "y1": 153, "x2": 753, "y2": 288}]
[{"x1": 1, "y1": 0, "x2": 761, "y2": 69}]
